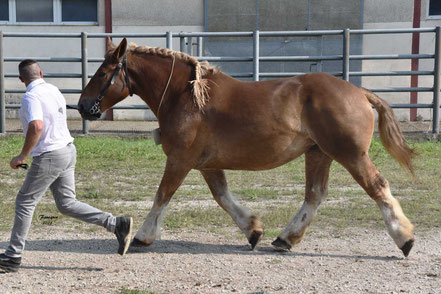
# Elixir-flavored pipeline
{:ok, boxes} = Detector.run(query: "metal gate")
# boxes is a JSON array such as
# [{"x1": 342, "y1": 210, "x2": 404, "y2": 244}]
[{"x1": 1, "y1": 27, "x2": 440, "y2": 134}]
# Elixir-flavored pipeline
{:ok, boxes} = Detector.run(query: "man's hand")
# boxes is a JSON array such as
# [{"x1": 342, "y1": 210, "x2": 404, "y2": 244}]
[
  {"x1": 10, "y1": 120, "x2": 43, "y2": 169},
  {"x1": 10, "y1": 155, "x2": 27, "y2": 169}
]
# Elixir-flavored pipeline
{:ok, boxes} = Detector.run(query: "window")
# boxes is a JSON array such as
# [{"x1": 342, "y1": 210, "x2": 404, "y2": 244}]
[
  {"x1": 16, "y1": 0, "x2": 53, "y2": 22},
  {"x1": 0, "y1": 0, "x2": 8, "y2": 21},
  {"x1": 0, "y1": 0, "x2": 97, "y2": 24},
  {"x1": 62, "y1": 0, "x2": 97, "y2": 22},
  {"x1": 428, "y1": 0, "x2": 441, "y2": 18}
]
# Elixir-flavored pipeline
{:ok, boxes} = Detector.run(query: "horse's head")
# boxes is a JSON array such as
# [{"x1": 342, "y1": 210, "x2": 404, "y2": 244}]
[{"x1": 78, "y1": 37, "x2": 132, "y2": 120}]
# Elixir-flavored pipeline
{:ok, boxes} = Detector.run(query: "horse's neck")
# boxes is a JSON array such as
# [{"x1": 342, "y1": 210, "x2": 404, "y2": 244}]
[{"x1": 130, "y1": 55, "x2": 183, "y2": 116}]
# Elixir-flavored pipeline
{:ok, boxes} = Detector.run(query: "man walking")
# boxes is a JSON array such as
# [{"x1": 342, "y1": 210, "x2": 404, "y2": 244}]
[{"x1": 0, "y1": 60, "x2": 132, "y2": 273}]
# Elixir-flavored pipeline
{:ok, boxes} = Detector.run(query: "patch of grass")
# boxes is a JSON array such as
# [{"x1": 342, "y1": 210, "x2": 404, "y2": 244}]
[
  {"x1": 234, "y1": 188, "x2": 279, "y2": 201},
  {"x1": 264, "y1": 228, "x2": 281, "y2": 238},
  {"x1": 0, "y1": 200, "x2": 15, "y2": 231}
]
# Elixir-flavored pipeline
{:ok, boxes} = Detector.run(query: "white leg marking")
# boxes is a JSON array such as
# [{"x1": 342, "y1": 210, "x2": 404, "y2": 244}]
[
  {"x1": 378, "y1": 187, "x2": 414, "y2": 248},
  {"x1": 280, "y1": 183, "x2": 326, "y2": 243},
  {"x1": 279, "y1": 201, "x2": 317, "y2": 241},
  {"x1": 135, "y1": 204, "x2": 168, "y2": 244},
  {"x1": 216, "y1": 190, "x2": 253, "y2": 236}
]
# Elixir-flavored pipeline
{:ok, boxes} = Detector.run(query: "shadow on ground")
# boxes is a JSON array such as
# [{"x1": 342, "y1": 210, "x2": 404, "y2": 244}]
[{"x1": 0, "y1": 239, "x2": 402, "y2": 262}]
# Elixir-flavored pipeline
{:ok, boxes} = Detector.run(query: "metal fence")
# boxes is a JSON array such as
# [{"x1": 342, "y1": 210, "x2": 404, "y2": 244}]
[{"x1": 0, "y1": 27, "x2": 440, "y2": 134}]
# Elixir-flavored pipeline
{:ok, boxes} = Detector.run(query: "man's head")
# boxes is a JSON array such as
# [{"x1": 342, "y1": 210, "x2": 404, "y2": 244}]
[{"x1": 18, "y1": 59, "x2": 43, "y2": 85}]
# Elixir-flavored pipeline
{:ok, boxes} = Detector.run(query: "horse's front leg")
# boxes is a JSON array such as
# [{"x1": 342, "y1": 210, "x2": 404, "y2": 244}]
[
  {"x1": 201, "y1": 170, "x2": 264, "y2": 249},
  {"x1": 132, "y1": 158, "x2": 192, "y2": 246}
]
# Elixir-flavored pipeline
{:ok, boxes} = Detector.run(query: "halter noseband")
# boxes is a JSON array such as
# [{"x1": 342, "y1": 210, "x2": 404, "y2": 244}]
[{"x1": 89, "y1": 50, "x2": 133, "y2": 115}]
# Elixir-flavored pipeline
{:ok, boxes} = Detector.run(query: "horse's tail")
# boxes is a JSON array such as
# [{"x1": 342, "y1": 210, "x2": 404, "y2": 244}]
[{"x1": 361, "y1": 88, "x2": 415, "y2": 175}]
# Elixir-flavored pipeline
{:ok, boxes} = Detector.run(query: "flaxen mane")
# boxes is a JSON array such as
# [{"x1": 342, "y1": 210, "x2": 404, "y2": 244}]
[{"x1": 111, "y1": 43, "x2": 216, "y2": 109}]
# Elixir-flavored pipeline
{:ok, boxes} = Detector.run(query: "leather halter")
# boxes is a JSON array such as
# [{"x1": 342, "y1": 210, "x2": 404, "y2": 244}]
[{"x1": 89, "y1": 50, "x2": 133, "y2": 115}]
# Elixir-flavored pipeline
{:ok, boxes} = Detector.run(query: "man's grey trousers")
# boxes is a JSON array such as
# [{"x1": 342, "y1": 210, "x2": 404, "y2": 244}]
[{"x1": 5, "y1": 143, "x2": 116, "y2": 258}]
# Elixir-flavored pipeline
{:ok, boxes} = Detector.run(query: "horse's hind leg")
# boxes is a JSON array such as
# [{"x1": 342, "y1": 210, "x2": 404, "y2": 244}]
[
  {"x1": 336, "y1": 153, "x2": 414, "y2": 256},
  {"x1": 272, "y1": 145, "x2": 332, "y2": 250},
  {"x1": 201, "y1": 170, "x2": 264, "y2": 249}
]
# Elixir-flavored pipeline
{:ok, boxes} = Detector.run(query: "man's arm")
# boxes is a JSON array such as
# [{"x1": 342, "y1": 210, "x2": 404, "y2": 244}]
[{"x1": 10, "y1": 120, "x2": 43, "y2": 169}]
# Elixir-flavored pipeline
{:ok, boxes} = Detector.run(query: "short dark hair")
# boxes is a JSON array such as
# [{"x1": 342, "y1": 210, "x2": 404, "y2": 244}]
[{"x1": 18, "y1": 59, "x2": 40, "y2": 81}]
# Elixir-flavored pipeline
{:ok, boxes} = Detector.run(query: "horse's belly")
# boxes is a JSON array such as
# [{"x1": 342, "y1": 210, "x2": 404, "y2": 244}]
[{"x1": 197, "y1": 134, "x2": 314, "y2": 171}]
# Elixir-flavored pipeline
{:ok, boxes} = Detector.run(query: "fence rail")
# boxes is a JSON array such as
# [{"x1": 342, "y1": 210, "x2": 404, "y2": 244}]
[{"x1": 0, "y1": 27, "x2": 440, "y2": 134}]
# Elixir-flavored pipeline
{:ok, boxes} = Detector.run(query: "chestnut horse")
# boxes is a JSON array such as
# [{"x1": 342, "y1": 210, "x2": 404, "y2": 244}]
[{"x1": 78, "y1": 38, "x2": 415, "y2": 256}]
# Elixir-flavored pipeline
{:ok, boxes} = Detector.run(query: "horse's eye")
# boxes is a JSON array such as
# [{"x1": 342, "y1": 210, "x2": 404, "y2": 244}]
[{"x1": 98, "y1": 72, "x2": 106, "y2": 78}]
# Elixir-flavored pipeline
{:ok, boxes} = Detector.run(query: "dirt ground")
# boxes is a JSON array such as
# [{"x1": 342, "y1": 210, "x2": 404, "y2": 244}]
[{"x1": 0, "y1": 227, "x2": 440, "y2": 294}]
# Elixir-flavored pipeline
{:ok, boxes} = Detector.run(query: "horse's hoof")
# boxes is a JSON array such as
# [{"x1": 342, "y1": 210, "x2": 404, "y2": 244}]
[
  {"x1": 130, "y1": 238, "x2": 150, "y2": 247},
  {"x1": 248, "y1": 230, "x2": 263, "y2": 250},
  {"x1": 272, "y1": 237, "x2": 291, "y2": 250},
  {"x1": 400, "y1": 239, "x2": 414, "y2": 257}
]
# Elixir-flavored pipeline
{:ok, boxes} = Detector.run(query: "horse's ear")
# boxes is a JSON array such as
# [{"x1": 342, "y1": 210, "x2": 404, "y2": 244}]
[
  {"x1": 112, "y1": 38, "x2": 128, "y2": 62},
  {"x1": 106, "y1": 36, "x2": 115, "y2": 51}
]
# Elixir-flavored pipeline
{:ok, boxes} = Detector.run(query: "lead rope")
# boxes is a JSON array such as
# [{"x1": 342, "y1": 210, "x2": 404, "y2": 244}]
[{"x1": 157, "y1": 54, "x2": 176, "y2": 121}]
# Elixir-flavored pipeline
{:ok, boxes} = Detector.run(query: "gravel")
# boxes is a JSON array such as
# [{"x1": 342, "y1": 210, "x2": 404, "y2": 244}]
[{"x1": 1, "y1": 227, "x2": 440, "y2": 293}]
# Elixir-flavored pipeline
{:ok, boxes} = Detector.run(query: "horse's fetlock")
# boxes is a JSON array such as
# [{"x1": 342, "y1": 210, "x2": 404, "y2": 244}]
[
  {"x1": 246, "y1": 215, "x2": 264, "y2": 249},
  {"x1": 287, "y1": 231, "x2": 306, "y2": 246},
  {"x1": 247, "y1": 215, "x2": 263, "y2": 232}
]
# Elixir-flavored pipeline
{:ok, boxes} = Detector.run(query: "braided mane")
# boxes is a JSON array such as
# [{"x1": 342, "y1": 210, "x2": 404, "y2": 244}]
[{"x1": 110, "y1": 43, "x2": 216, "y2": 109}]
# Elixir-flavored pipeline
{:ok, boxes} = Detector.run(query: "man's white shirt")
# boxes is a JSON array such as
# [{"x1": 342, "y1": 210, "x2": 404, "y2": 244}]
[{"x1": 19, "y1": 79, "x2": 74, "y2": 157}]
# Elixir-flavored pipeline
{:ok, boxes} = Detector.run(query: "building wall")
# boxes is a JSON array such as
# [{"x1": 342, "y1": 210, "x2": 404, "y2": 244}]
[
  {"x1": 113, "y1": 0, "x2": 203, "y2": 27},
  {"x1": 207, "y1": 0, "x2": 362, "y2": 31},
  {"x1": 362, "y1": 0, "x2": 441, "y2": 121}
]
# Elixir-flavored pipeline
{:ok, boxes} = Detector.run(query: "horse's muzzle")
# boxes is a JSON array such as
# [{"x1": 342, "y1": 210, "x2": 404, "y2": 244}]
[{"x1": 78, "y1": 101, "x2": 101, "y2": 121}]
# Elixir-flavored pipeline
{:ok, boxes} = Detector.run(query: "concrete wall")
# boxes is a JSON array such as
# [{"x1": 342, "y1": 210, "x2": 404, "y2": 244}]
[
  {"x1": 361, "y1": 0, "x2": 441, "y2": 121},
  {"x1": 113, "y1": 0, "x2": 203, "y2": 27},
  {"x1": 364, "y1": 0, "x2": 413, "y2": 23},
  {"x1": 207, "y1": 0, "x2": 361, "y2": 31}
]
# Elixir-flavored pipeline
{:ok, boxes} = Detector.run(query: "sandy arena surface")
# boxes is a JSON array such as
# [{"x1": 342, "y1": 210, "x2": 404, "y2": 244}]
[{"x1": 0, "y1": 227, "x2": 440, "y2": 294}]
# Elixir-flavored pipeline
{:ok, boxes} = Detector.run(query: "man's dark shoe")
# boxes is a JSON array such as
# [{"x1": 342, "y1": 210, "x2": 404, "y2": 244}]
[
  {"x1": 115, "y1": 216, "x2": 133, "y2": 256},
  {"x1": 0, "y1": 253, "x2": 21, "y2": 273}
]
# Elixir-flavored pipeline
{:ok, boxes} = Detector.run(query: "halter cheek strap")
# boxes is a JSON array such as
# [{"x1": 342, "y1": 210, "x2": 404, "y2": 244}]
[
  {"x1": 89, "y1": 51, "x2": 133, "y2": 115},
  {"x1": 124, "y1": 55, "x2": 133, "y2": 97}
]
